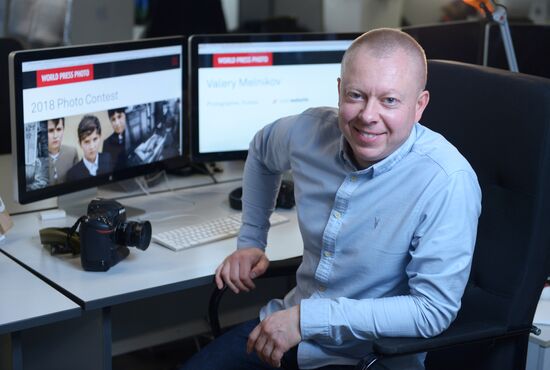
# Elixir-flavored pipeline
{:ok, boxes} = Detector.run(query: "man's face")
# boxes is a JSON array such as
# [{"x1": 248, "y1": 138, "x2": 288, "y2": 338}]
[
  {"x1": 109, "y1": 112, "x2": 126, "y2": 134},
  {"x1": 47, "y1": 120, "x2": 64, "y2": 154},
  {"x1": 337, "y1": 47, "x2": 429, "y2": 169},
  {"x1": 80, "y1": 130, "x2": 100, "y2": 163}
]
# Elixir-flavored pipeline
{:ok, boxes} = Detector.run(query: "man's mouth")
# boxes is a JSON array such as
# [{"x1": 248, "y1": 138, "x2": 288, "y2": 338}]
[{"x1": 354, "y1": 127, "x2": 382, "y2": 138}]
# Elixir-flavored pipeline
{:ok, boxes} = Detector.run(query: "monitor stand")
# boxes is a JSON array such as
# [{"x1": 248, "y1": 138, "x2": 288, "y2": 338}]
[{"x1": 58, "y1": 187, "x2": 146, "y2": 218}]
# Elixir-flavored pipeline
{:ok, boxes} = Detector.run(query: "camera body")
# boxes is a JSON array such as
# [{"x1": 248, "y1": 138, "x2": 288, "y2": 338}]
[{"x1": 79, "y1": 198, "x2": 151, "y2": 271}]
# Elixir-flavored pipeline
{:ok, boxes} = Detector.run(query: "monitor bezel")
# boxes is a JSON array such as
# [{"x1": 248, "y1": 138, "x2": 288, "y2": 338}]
[
  {"x1": 188, "y1": 32, "x2": 360, "y2": 163},
  {"x1": 10, "y1": 36, "x2": 187, "y2": 204}
]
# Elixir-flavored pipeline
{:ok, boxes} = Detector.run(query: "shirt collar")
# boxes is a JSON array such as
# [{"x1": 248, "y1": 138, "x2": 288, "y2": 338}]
[
  {"x1": 339, "y1": 123, "x2": 418, "y2": 177},
  {"x1": 83, "y1": 154, "x2": 99, "y2": 176}
]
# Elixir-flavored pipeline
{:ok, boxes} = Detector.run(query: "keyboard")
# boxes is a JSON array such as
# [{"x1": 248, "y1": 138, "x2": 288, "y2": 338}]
[{"x1": 152, "y1": 212, "x2": 289, "y2": 251}]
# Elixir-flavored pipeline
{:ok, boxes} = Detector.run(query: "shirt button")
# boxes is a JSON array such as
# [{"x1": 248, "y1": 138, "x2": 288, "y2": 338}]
[
  {"x1": 323, "y1": 251, "x2": 332, "y2": 257},
  {"x1": 334, "y1": 211, "x2": 341, "y2": 219},
  {"x1": 319, "y1": 285, "x2": 327, "y2": 292},
  {"x1": 350, "y1": 176, "x2": 357, "y2": 182}
]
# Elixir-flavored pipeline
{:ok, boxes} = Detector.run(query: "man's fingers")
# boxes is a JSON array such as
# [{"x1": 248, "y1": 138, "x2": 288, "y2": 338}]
[
  {"x1": 214, "y1": 263, "x2": 225, "y2": 290},
  {"x1": 247, "y1": 324, "x2": 261, "y2": 353},
  {"x1": 239, "y1": 260, "x2": 256, "y2": 291},
  {"x1": 270, "y1": 348, "x2": 284, "y2": 368},
  {"x1": 229, "y1": 262, "x2": 250, "y2": 293},
  {"x1": 250, "y1": 255, "x2": 269, "y2": 279},
  {"x1": 220, "y1": 262, "x2": 240, "y2": 293}
]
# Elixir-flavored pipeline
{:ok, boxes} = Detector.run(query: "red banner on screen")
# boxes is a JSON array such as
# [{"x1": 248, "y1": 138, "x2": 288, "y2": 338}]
[
  {"x1": 213, "y1": 53, "x2": 273, "y2": 68},
  {"x1": 36, "y1": 64, "x2": 94, "y2": 87}
]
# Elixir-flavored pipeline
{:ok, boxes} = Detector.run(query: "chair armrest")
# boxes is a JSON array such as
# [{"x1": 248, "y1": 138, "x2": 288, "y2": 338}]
[
  {"x1": 208, "y1": 256, "x2": 302, "y2": 337},
  {"x1": 354, "y1": 321, "x2": 516, "y2": 369},
  {"x1": 372, "y1": 321, "x2": 507, "y2": 357}
]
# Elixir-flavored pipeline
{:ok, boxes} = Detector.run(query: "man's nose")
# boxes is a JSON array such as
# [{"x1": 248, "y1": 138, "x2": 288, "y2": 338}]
[{"x1": 358, "y1": 99, "x2": 379, "y2": 124}]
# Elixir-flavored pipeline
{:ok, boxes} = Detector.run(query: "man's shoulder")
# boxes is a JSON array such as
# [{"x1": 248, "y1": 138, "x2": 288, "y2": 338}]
[
  {"x1": 300, "y1": 106, "x2": 338, "y2": 123},
  {"x1": 277, "y1": 107, "x2": 338, "y2": 132},
  {"x1": 266, "y1": 106, "x2": 339, "y2": 140},
  {"x1": 412, "y1": 124, "x2": 474, "y2": 176}
]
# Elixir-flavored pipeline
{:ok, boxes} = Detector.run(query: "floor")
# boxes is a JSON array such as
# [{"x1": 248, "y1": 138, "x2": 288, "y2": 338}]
[{"x1": 113, "y1": 336, "x2": 212, "y2": 370}]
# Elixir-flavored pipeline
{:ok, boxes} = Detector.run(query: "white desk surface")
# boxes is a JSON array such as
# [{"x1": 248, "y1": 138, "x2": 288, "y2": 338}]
[
  {"x1": 0, "y1": 252, "x2": 81, "y2": 334},
  {"x1": 95, "y1": 161, "x2": 244, "y2": 203},
  {"x1": 0, "y1": 180, "x2": 302, "y2": 311}
]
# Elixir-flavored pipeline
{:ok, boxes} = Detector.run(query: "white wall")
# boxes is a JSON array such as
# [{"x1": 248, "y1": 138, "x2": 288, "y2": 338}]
[
  {"x1": 402, "y1": 0, "x2": 448, "y2": 26},
  {"x1": 323, "y1": 0, "x2": 404, "y2": 33}
]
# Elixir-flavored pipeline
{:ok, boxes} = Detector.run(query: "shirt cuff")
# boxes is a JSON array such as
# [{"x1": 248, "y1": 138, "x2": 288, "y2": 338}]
[
  {"x1": 300, "y1": 298, "x2": 330, "y2": 341},
  {"x1": 237, "y1": 223, "x2": 268, "y2": 249}
]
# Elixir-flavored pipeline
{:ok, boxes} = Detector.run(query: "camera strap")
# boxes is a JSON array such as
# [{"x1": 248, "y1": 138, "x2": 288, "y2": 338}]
[
  {"x1": 39, "y1": 217, "x2": 84, "y2": 255},
  {"x1": 68, "y1": 216, "x2": 87, "y2": 247}
]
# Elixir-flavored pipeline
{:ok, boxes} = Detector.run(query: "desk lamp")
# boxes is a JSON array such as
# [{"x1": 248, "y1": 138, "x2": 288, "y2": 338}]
[{"x1": 463, "y1": 0, "x2": 519, "y2": 72}]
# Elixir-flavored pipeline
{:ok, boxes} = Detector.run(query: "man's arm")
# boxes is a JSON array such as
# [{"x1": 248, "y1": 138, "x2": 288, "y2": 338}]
[
  {"x1": 300, "y1": 169, "x2": 481, "y2": 344},
  {"x1": 215, "y1": 119, "x2": 293, "y2": 292}
]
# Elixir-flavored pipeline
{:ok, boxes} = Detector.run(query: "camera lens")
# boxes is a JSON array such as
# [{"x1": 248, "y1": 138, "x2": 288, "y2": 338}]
[{"x1": 117, "y1": 221, "x2": 152, "y2": 250}]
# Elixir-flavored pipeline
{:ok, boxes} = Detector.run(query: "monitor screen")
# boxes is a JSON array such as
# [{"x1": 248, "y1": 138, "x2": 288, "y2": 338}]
[
  {"x1": 9, "y1": 37, "x2": 186, "y2": 204},
  {"x1": 189, "y1": 33, "x2": 359, "y2": 162}
]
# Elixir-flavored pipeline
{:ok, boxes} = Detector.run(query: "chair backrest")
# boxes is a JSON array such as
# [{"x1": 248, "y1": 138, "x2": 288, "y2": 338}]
[
  {"x1": 422, "y1": 60, "x2": 550, "y2": 369},
  {"x1": 0, "y1": 37, "x2": 24, "y2": 154}
]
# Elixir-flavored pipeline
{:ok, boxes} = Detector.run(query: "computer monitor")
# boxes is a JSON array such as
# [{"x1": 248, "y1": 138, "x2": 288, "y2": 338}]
[
  {"x1": 9, "y1": 37, "x2": 186, "y2": 204},
  {"x1": 189, "y1": 32, "x2": 359, "y2": 162}
]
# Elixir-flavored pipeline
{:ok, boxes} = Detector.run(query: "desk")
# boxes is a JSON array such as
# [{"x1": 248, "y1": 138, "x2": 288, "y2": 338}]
[
  {"x1": 0, "y1": 252, "x2": 80, "y2": 370},
  {"x1": 0, "y1": 179, "x2": 302, "y2": 370}
]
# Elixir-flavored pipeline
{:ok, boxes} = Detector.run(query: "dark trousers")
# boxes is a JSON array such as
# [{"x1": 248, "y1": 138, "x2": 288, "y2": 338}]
[{"x1": 179, "y1": 318, "x2": 353, "y2": 370}]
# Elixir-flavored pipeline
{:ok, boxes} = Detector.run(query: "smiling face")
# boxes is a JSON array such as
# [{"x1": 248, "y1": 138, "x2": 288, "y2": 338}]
[
  {"x1": 47, "y1": 119, "x2": 64, "y2": 154},
  {"x1": 337, "y1": 44, "x2": 429, "y2": 169}
]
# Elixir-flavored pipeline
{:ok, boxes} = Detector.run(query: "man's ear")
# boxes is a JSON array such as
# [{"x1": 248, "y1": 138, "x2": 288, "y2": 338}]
[
  {"x1": 337, "y1": 77, "x2": 342, "y2": 107},
  {"x1": 415, "y1": 90, "x2": 430, "y2": 123}
]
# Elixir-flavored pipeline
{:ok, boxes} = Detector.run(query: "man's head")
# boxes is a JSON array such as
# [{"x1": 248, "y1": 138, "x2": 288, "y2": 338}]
[
  {"x1": 47, "y1": 118, "x2": 65, "y2": 155},
  {"x1": 337, "y1": 28, "x2": 430, "y2": 169},
  {"x1": 107, "y1": 108, "x2": 127, "y2": 134},
  {"x1": 77, "y1": 115, "x2": 102, "y2": 163}
]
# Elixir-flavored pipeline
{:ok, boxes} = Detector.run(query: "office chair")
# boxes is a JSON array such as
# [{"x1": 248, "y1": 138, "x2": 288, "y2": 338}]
[{"x1": 208, "y1": 60, "x2": 550, "y2": 370}]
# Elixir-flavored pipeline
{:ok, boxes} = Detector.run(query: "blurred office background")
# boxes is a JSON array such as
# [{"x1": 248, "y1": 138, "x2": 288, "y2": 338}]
[{"x1": 1, "y1": 0, "x2": 549, "y2": 47}]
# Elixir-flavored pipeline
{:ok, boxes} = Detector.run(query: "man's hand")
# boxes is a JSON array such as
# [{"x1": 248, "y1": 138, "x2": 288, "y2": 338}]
[
  {"x1": 215, "y1": 247, "x2": 269, "y2": 293},
  {"x1": 247, "y1": 305, "x2": 301, "y2": 368}
]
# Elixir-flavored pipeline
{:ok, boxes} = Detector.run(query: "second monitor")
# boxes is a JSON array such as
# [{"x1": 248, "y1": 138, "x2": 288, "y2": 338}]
[{"x1": 189, "y1": 32, "x2": 359, "y2": 162}]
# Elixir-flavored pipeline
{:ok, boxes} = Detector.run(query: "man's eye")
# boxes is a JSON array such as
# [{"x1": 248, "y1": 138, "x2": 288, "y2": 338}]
[
  {"x1": 384, "y1": 97, "x2": 398, "y2": 105},
  {"x1": 347, "y1": 92, "x2": 361, "y2": 99}
]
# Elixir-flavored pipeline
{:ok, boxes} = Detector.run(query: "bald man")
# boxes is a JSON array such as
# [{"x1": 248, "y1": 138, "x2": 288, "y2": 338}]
[{"x1": 182, "y1": 28, "x2": 481, "y2": 370}]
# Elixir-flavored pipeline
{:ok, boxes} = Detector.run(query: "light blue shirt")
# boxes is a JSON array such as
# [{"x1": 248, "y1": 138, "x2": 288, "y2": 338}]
[{"x1": 238, "y1": 107, "x2": 481, "y2": 369}]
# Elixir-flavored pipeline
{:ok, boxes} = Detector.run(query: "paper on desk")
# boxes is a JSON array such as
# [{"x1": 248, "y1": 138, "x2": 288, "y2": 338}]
[{"x1": 534, "y1": 300, "x2": 550, "y2": 325}]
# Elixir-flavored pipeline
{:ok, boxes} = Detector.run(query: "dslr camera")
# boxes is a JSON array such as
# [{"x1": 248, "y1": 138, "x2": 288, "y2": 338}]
[{"x1": 78, "y1": 198, "x2": 151, "y2": 271}]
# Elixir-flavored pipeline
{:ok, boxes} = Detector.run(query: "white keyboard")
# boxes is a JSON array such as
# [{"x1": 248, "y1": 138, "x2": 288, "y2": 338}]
[{"x1": 152, "y1": 213, "x2": 289, "y2": 251}]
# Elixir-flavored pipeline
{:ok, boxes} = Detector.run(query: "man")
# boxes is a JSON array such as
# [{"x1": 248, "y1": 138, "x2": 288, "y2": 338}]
[
  {"x1": 102, "y1": 107, "x2": 133, "y2": 169},
  {"x1": 66, "y1": 115, "x2": 113, "y2": 181},
  {"x1": 46, "y1": 118, "x2": 78, "y2": 185},
  {"x1": 183, "y1": 28, "x2": 481, "y2": 370}
]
